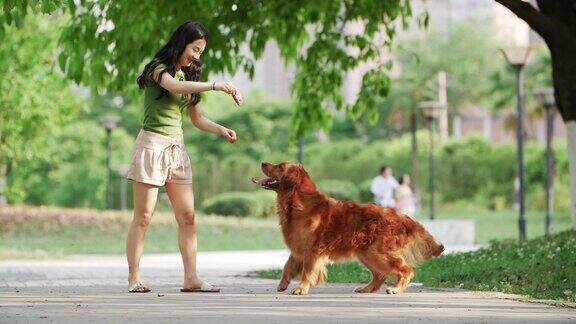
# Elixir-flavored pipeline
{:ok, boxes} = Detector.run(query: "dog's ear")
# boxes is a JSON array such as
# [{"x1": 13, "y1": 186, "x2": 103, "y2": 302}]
[
  {"x1": 279, "y1": 165, "x2": 302, "y2": 189},
  {"x1": 297, "y1": 165, "x2": 316, "y2": 192},
  {"x1": 280, "y1": 164, "x2": 316, "y2": 192}
]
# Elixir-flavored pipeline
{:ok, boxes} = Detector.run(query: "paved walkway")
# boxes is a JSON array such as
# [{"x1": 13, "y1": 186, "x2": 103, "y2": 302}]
[{"x1": 0, "y1": 250, "x2": 574, "y2": 323}]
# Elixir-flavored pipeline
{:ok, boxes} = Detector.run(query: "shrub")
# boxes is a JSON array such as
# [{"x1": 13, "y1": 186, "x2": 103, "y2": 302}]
[
  {"x1": 359, "y1": 179, "x2": 374, "y2": 203},
  {"x1": 193, "y1": 154, "x2": 261, "y2": 205},
  {"x1": 305, "y1": 140, "x2": 368, "y2": 181},
  {"x1": 251, "y1": 190, "x2": 278, "y2": 218},
  {"x1": 202, "y1": 192, "x2": 263, "y2": 217},
  {"x1": 201, "y1": 191, "x2": 278, "y2": 218},
  {"x1": 527, "y1": 176, "x2": 571, "y2": 213},
  {"x1": 316, "y1": 179, "x2": 360, "y2": 201},
  {"x1": 436, "y1": 137, "x2": 493, "y2": 201},
  {"x1": 195, "y1": 133, "x2": 570, "y2": 212}
]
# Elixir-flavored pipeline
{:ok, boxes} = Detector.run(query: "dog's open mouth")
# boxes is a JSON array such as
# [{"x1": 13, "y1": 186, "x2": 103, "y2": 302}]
[{"x1": 251, "y1": 177, "x2": 279, "y2": 189}]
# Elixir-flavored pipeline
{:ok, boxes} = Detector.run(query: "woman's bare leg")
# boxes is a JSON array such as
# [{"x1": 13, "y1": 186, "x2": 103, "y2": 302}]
[
  {"x1": 165, "y1": 182, "x2": 203, "y2": 288},
  {"x1": 126, "y1": 181, "x2": 159, "y2": 287}
]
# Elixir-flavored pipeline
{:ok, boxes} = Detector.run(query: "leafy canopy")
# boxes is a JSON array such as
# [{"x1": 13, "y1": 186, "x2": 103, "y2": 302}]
[{"x1": 2, "y1": 0, "x2": 418, "y2": 138}]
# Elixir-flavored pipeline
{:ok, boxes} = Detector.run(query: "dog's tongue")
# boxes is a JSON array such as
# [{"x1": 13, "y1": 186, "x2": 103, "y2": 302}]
[
  {"x1": 251, "y1": 177, "x2": 267, "y2": 185},
  {"x1": 252, "y1": 177, "x2": 277, "y2": 186}
]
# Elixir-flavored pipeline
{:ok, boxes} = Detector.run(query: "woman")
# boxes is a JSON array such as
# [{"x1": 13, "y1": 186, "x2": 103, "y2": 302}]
[
  {"x1": 395, "y1": 174, "x2": 416, "y2": 218},
  {"x1": 125, "y1": 21, "x2": 241, "y2": 293}
]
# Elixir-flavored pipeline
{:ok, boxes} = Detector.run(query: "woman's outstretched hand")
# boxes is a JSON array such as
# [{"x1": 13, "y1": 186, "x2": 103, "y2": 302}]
[
  {"x1": 220, "y1": 127, "x2": 237, "y2": 143},
  {"x1": 215, "y1": 82, "x2": 242, "y2": 106}
]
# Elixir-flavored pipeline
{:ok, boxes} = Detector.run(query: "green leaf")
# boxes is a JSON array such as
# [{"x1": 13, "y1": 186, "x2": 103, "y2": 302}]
[{"x1": 3, "y1": 0, "x2": 415, "y2": 139}]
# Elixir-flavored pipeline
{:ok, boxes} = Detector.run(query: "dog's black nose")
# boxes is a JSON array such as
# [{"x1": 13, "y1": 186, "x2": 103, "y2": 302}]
[{"x1": 261, "y1": 162, "x2": 266, "y2": 168}]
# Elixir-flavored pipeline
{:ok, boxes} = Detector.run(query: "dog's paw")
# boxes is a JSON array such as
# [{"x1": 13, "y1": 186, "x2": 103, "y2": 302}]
[
  {"x1": 277, "y1": 280, "x2": 289, "y2": 292},
  {"x1": 291, "y1": 286, "x2": 309, "y2": 295},
  {"x1": 385, "y1": 287, "x2": 399, "y2": 294},
  {"x1": 277, "y1": 285, "x2": 288, "y2": 292},
  {"x1": 354, "y1": 286, "x2": 373, "y2": 293}
]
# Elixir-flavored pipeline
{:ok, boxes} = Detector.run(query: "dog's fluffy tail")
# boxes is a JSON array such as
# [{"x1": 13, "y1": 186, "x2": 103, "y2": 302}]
[{"x1": 401, "y1": 231, "x2": 444, "y2": 267}]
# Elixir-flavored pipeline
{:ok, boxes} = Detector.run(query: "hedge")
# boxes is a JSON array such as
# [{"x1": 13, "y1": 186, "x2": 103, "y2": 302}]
[
  {"x1": 316, "y1": 179, "x2": 360, "y2": 201},
  {"x1": 201, "y1": 191, "x2": 278, "y2": 218},
  {"x1": 198, "y1": 134, "x2": 570, "y2": 213}
]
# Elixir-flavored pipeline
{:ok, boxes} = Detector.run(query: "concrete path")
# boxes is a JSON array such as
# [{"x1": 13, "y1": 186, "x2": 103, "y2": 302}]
[{"x1": 0, "y1": 250, "x2": 574, "y2": 323}]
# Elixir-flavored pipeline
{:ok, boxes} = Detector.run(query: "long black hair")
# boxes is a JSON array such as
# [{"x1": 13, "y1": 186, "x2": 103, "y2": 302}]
[{"x1": 137, "y1": 21, "x2": 208, "y2": 106}]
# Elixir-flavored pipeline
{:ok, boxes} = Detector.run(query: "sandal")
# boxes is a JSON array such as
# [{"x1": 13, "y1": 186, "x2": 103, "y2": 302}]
[
  {"x1": 128, "y1": 282, "x2": 151, "y2": 293},
  {"x1": 180, "y1": 282, "x2": 221, "y2": 293}
]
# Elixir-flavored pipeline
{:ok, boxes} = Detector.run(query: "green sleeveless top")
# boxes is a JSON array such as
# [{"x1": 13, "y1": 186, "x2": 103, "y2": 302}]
[{"x1": 142, "y1": 64, "x2": 188, "y2": 138}]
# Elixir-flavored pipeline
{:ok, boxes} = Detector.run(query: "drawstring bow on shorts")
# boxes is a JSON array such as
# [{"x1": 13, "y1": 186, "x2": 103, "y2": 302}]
[{"x1": 161, "y1": 142, "x2": 184, "y2": 179}]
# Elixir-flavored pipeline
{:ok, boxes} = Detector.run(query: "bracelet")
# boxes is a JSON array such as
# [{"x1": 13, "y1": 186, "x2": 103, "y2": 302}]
[{"x1": 212, "y1": 82, "x2": 216, "y2": 91}]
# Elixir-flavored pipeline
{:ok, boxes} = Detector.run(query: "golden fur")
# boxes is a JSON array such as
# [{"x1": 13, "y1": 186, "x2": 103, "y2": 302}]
[{"x1": 254, "y1": 162, "x2": 444, "y2": 295}]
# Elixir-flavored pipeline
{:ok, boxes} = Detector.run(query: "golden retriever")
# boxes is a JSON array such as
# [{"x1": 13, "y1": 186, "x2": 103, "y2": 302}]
[{"x1": 252, "y1": 162, "x2": 444, "y2": 295}]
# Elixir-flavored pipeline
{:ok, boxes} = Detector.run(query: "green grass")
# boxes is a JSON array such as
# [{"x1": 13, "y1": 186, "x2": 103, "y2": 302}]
[
  {"x1": 0, "y1": 214, "x2": 285, "y2": 259},
  {"x1": 415, "y1": 230, "x2": 576, "y2": 302},
  {"x1": 258, "y1": 230, "x2": 576, "y2": 303},
  {"x1": 431, "y1": 202, "x2": 573, "y2": 243},
  {"x1": 259, "y1": 262, "x2": 374, "y2": 285}
]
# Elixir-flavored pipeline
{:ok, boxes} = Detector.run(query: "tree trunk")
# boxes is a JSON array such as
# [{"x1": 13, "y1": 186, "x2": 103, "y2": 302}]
[
  {"x1": 550, "y1": 33, "x2": 576, "y2": 123},
  {"x1": 567, "y1": 121, "x2": 576, "y2": 229},
  {"x1": 495, "y1": 0, "x2": 576, "y2": 230},
  {"x1": 550, "y1": 32, "x2": 576, "y2": 230}
]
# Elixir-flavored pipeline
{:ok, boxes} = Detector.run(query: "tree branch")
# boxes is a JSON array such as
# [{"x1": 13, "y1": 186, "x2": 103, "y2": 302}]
[
  {"x1": 537, "y1": 0, "x2": 576, "y2": 37},
  {"x1": 495, "y1": 0, "x2": 556, "y2": 40}
]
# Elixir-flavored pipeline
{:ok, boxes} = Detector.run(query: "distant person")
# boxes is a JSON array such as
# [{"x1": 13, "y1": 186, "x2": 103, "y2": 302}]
[
  {"x1": 370, "y1": 166, "x2": 399, "y2": 208},
  {"x1": 395, "y1": 174, "x2": 416, "y2": 218}
]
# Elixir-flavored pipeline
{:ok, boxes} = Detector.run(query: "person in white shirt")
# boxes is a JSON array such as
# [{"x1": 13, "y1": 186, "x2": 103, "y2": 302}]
[{"x1": 370, "y1": 166, "x2": 399, "y2": 208}]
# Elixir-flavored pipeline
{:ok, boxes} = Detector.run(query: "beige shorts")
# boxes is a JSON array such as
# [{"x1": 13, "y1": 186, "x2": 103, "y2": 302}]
[{"x1": 126, "y1": 129, "x2": 193, "y2": 186}]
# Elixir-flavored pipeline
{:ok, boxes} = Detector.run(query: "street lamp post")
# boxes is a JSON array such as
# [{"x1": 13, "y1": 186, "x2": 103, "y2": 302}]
[
  {"x1": 500, "y1": 46, "x2": 532, "y2": 241},
  {"x1": 117, "y1": 164, "x2": 132, "y2": 210},
  {"x1": 99, "y1": 114, "x2": 121, "y2": 210},
  {"x1": 534, "y1": 87, "x2": 556, "y2": 239},
  {"x1": 419, "y1": 100, "x2": 442, "y2": 220}
]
